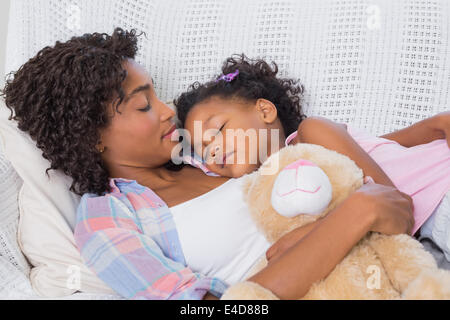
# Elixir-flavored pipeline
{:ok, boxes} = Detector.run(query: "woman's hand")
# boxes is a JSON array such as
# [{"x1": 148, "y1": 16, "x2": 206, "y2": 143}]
[
  {"x1": 354, "y1": 178, "x2": 415, "y2": 235},
  {"x1": 265, "y1": 176, "x2": 414, "y2": 264},
  {"x1": 250, "y1": 177, "x2": 415, "y2": 299}
]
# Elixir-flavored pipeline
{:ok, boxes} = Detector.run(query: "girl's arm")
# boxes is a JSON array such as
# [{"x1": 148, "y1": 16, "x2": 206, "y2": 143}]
[
  {"x1": 379, "y1": 111, "x2": 449, "y2": 148},
  {"x1": 293, "y1": 116, "x2": 396, "y2": 187},
  {"x1": 249, "y1": 181, "x2": 414, "y2": 299}
]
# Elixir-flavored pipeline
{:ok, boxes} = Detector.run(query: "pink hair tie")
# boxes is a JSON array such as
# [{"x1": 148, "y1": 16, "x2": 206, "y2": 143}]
[{"x1": 216, "y1": 69, "x2": 239, "y2": 82}]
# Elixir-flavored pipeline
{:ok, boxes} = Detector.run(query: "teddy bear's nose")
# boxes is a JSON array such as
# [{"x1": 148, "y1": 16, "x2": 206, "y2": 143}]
[
  {"x1": 271, "y1": 158, "x2": 333, "y2": 218},
  {"x1": 284, "y1": 159, "x2": 318, "y2": 170}
]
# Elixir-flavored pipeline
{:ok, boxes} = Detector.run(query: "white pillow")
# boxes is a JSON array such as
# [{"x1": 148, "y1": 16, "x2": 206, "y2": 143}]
[{"x1": 0, "y1": 99, "x2": 116, "y2": 297}]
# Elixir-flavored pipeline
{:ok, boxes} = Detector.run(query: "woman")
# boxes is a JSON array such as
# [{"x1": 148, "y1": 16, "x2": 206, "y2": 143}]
[{"x1": 1, "y1": 28, "x2": 414, "y2": 300}]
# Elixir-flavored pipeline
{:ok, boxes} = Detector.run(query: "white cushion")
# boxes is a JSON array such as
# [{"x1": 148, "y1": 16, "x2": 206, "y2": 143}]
[
  {"x1": 6, "y1": 0, "x2": 450, "y2": 137},
  {"x1": 0, "y1": 136, "x2": 31, "y2": 298},
  {"x1": 0, "y1": 99, "x2": 115, "y2": 297},
  {"x1": 17, "y1": 184, "x2": 116, "y2": 296}
]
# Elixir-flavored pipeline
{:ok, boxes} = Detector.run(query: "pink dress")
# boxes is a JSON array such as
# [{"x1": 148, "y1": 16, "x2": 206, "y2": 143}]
[{"x1": 286, "y1": 125, "x2": 450, "y2": 235}]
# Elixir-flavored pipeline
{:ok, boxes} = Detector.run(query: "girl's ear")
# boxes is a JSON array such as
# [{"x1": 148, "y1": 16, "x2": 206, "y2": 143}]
[{"x1": 256, "y1": 98, "x2": 278, "y2": 124}]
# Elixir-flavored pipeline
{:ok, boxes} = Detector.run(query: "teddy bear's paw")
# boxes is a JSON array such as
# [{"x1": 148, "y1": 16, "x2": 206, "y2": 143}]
[
  {"x1": 402, "y1": 269, "x2": 450, "y2": 299},
  {"x1": 220, "y1": 281, "x2": 280, "y2": 300}
]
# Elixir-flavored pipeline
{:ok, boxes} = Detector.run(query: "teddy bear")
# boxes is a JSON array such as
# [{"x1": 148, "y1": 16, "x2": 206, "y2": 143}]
[{"x1": 221, "y1": 143, "x2": 450, "y2": 299}]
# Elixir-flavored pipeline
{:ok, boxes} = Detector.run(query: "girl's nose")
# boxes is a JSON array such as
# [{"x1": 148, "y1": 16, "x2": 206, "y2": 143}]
[{"x1": 210, "y1": 144, "x2": 221, "y2": 160}]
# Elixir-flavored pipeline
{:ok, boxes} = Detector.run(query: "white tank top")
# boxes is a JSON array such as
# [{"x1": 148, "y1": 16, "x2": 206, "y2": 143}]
[{"x1": 169, "y1": 176, "x2": 271, "y2": 285}]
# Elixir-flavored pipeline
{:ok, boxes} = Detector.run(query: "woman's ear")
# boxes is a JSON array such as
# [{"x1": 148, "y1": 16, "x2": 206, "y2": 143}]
[{"x1": 256, "y1": 98, "x2": 278, "y2": 124}]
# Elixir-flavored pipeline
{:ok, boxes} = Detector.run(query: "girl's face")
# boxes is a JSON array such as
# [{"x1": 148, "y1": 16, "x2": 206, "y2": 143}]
[
  {"x1": 183, "y1": 96, "x2": 285, "y2": 177},
  {"x1": 99, "y1": 59, "x2": 179, "y2": 173}
]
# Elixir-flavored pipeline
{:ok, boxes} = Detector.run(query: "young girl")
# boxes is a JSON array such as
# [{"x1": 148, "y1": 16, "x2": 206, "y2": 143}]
[{"x1": 175, "y1": 54, "x2": 450, "y2": 261}]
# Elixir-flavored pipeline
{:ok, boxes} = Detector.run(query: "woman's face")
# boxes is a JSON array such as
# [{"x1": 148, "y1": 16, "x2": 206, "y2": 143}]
[{"x1": 99, "y1": 59, "x2": 178, "y2": 172}]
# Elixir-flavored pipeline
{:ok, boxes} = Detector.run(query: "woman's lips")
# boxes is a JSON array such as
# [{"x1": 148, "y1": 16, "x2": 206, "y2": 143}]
[{"x1": 162, "y1": 125, "x2": 176, "y2": 139}]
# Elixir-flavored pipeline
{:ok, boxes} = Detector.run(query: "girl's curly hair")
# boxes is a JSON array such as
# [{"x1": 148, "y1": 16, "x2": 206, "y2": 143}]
[
  {"x1": 1, "y1": 28, "x2": 141, "y2": 196},
  {"x1": 175, "y1": 53, "x2": 307, "y2": 137}
]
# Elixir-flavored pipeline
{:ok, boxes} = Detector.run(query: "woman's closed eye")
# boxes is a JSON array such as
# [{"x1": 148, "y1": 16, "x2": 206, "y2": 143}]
[{"x1": 139, "y1": 104, "x2": 152, "y2": 112}]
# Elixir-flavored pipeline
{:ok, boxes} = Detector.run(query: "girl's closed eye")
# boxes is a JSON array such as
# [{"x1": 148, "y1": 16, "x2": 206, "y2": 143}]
[{"x1": 217, "y1": 123, "x2": 225, "y2": 135}]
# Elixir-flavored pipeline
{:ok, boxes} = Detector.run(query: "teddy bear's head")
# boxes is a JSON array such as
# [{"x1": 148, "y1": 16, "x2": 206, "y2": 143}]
[{"x1": 243, "y1": 143, "x2": 364, "y2": 243}]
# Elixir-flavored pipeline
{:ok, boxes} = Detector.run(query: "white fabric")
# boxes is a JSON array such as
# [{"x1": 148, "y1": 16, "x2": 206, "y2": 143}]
[
  {"x1": 170, "y1": 177, "x2": 271, "y2": 285},
  {"x1": 0, "y1": 136, "x2": 32, "y2": 299},
  {"x1": 6, "y1": 0, "x2": 450, "y2": 136},
  {"x1": 420, "y1": 191, "x2": 450, "y2": 261},
  {"x1": 0, "y1": 0, "x2": 449, "y2": 299},
  {"x1": 17, "y1": 184, "x2": 119, "y2": 297}
]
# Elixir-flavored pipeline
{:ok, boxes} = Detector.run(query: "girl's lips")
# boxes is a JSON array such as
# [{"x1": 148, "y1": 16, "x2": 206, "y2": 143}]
[
  {"x1": 162, "y1": 125, "x2": 176, "y2": 139},
  {"x1": 221, "y1": 151, "x2": 234, "y2": 168}
]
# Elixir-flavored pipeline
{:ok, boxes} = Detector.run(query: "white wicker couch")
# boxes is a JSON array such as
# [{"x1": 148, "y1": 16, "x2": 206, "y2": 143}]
[{"x1": 1, "y1": 0, "x2": 449, "y2": 299}]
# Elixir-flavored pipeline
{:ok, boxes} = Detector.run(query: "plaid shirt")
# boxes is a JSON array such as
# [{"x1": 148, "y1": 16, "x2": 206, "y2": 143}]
[{"x1": 74, "y1": 174, "x2": 228, "y2": 300}]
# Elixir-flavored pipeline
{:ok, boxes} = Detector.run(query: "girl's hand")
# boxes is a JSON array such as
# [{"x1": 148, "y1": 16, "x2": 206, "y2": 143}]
[
  {"x1": 380, "y1": 111, "x2": 450, "y2": 148},
  {"x1": 266, "y1": 225, "x2": 311, "y2": 263},
  {"x1": 428, "y1": 111, "x2": 450, "y2": 148}
]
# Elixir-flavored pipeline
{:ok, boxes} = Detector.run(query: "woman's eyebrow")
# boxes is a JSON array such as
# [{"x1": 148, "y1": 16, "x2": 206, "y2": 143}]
[{"x1": 124, "y1": 83, "x2": 151, "y2": 102}]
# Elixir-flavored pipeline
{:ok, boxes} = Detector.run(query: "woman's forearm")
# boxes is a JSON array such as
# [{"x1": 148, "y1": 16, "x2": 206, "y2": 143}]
[
  {"x1": 248, "y1": 194, "x2": 373, "y2": 299},
  {"x1": 380, "y1": 116, "x2": 444, "y2": 147}
]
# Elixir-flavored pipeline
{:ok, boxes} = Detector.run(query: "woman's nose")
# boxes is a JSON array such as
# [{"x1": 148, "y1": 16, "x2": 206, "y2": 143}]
[{"x1": 160, "y1": 102, "x2": 176, "y2": 122}]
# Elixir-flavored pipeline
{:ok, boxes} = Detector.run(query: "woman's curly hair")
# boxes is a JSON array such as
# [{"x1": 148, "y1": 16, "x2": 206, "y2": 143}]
[
  {"x1": 175, "y1": 53, "x2": 307, "y2": 137},
  {"x1": 1, "y1": 28, "x2": 141, "y2": 196}
]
